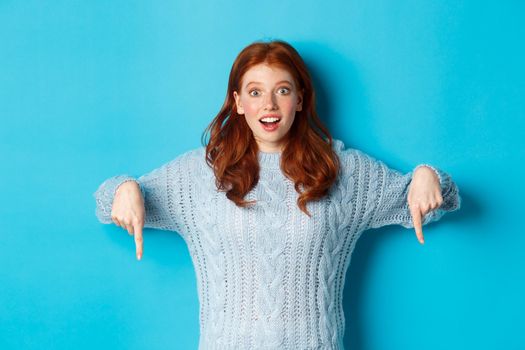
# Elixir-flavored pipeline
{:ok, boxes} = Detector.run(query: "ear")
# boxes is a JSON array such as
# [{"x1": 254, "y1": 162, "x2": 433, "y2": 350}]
[
  {"x1": 233, "y1": 91, "x2": 244, "y2": 115},
  {"x1": 296, "y1": 89, "x2": 304, "y2": 112}
]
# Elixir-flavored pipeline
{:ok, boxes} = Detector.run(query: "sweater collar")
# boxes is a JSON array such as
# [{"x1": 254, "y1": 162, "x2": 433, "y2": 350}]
[{"x1": 257, "y1": 151, "x2": 281, "y2": 169}]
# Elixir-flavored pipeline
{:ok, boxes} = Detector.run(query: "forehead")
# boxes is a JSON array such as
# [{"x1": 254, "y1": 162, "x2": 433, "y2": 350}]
[{"x1": 241, "y1": 63, "x2": 295, "y2": 87}]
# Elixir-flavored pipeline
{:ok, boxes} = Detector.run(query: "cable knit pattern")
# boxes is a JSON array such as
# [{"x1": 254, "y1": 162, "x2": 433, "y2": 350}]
[{"x1": 93, "y1": 139, "x2": 461, "y2": 350}]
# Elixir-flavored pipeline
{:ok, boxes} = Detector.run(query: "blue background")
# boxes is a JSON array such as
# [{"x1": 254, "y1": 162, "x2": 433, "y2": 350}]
[{"x1": 1, "y1": 1, "x2": 523, "y2": 349}]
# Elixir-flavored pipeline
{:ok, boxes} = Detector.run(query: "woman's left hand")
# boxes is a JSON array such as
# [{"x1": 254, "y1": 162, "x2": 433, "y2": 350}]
[{"x1": 408, "y1": 166, "x2": 444, "y2": 245}]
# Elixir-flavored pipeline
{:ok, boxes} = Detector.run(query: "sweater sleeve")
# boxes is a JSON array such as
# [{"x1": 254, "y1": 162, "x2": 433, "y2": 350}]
[
  {"x1": 359, "y1": 150, "x2": 461, "y2": 230},
  {"x1": 93, "y1": 153, "x2": 189, "y2": 237}
]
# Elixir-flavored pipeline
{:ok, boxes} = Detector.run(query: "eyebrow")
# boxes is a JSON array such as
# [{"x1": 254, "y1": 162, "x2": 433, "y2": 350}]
[{"x1": 245, "y1": 80, "x2": 293, "y2": 88}]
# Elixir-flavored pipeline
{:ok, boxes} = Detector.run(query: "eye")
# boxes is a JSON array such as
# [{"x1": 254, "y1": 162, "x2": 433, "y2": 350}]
[
  {"x1": 277, "y1": 87, "x2": 291, "y2": 94},
  {"x1": 249, "y1": 89, "x2": 260, "y2": 97}
]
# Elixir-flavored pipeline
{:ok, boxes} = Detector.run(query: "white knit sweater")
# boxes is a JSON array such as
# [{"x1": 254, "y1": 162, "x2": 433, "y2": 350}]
[{"x1": 94, "y1": 139, "x2": 461, "y2": 349}]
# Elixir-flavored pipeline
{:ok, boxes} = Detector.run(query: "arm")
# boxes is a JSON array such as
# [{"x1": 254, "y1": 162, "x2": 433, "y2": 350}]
[
  {"x1": 93, "y1": 155, "x2": 188, "y2": 235},
  {"x1": 359, "y1": 151, "x2": 461, "y2": 231}
]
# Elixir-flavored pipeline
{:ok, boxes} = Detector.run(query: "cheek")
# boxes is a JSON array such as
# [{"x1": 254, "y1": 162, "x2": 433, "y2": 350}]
[
  {"x1": 281, "y1": 98, "x2": 298, "y2": 112},
  {"x1": 243, "y1": 100, "x2": 260, "y2": 117},
  {"x1": 241, "y1": 101, "x2": 260, "y2": 130}
]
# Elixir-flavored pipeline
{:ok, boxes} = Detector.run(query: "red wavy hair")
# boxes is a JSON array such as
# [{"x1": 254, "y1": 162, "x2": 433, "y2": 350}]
[{"x1": 201, "y1": 40, "x2": 340, "y2": 217}]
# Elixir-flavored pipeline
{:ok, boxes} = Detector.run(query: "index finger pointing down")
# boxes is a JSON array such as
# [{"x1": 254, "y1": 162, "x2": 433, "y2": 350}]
[
  {"x1": 410, "y1": 203, "x2": 425, "y2": 244},
  {"x1": 134, "y1": 223, "x2": 143, "y2": 260}
]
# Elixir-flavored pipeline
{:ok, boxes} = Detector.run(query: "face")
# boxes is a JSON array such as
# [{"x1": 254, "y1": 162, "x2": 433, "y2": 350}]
[{"x1": 233, "y1": 63, "x2": 303, "y2": 153}]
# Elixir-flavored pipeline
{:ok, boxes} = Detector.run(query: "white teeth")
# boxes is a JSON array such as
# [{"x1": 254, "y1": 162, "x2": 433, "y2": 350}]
[{"x1": 260, "y1": 117, "x2": 280, "y2": 123}]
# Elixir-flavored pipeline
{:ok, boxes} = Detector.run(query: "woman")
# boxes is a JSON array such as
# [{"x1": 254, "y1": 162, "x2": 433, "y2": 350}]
[{"x1": 94, "y1": 40, "x2": 461, "y2": 350}]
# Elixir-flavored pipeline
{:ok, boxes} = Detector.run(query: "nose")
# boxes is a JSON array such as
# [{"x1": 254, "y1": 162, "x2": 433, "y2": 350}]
[{"x1": 263, "y1": 92, "x2": 278, "y2": 110}]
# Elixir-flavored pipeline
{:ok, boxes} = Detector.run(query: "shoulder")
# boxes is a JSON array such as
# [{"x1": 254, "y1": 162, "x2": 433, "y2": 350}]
[
  {"x1": 181, "y1": 145, "x2": 206, "y2": 162},
  {"x1": 331, "y1": 139, "x2": 387, "y2": 182},
  {"x1": 331, "y1": 139, "x2": 374, "y2": 164},
  {"x1": 174, "y1": 145, "x2": 214, "y2": 176},
  {"x1": 160, "y1": 145, "x2": 207, "y2": 172}
]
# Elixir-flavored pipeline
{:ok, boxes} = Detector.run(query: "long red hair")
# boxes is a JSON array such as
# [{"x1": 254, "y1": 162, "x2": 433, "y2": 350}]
[{"x1": 201, "y1": 40, "x2": 340, "y2": 217}]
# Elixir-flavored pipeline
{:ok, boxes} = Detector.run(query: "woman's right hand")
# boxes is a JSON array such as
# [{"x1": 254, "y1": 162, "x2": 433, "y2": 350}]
[{"x1": 111, "y1": 181, "x2": 145, "y2": 260}]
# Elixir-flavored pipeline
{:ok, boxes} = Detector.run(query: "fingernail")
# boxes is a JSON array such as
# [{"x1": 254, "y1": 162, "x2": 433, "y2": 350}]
[{"x1": 137, "y1": 254, "x2": 141, "y2": 260}]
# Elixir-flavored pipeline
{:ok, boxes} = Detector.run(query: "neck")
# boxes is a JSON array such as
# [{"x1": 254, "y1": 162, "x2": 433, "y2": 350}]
[
  {"x1": 255, "y1": 138, "x2": 285, "y2": 153},
  {"x1": 257, "y1": 149, "x2": 281, "y2": 169}
]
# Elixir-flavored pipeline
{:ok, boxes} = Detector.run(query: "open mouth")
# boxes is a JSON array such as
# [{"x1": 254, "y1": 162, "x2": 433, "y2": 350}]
[
  {"x1": 259, "y1": 116, "x2": 281, "y2": 125},
  {"x1": 259, "y1": 116, "x2": 281, "y2": 131}
]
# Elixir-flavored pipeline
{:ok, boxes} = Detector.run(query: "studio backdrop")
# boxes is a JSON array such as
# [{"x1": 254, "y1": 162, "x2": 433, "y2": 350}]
[{"x1": 1, "y1": 1, "x2": 523, "y2": 349}]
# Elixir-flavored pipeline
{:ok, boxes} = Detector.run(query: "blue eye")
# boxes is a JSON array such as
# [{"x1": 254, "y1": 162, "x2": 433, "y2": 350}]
[
  {"x1": 278, "y1": 87, "x2": 290, "y2": 94},
  {"x1": 249, "y1": 90, "x2": 260, "y2": 97}
]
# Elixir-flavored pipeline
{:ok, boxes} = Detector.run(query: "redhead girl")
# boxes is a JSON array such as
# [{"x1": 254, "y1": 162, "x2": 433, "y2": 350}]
[{"x1": 94, "y1": 40, "x2": 461, "y2": 350}]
